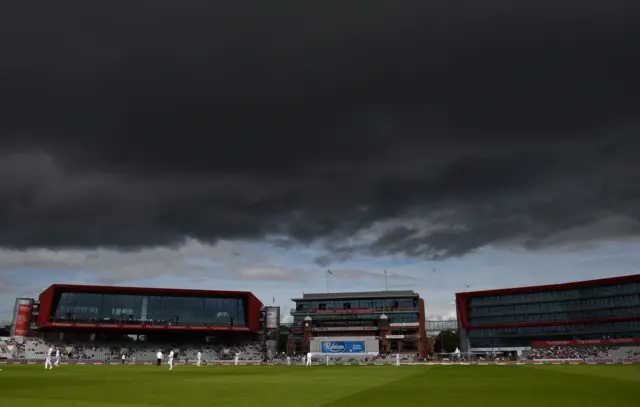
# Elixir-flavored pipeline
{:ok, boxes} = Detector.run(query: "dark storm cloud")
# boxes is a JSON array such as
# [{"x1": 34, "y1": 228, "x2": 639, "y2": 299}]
[{"x1": 1, "y1": 1, "x2": 640, "y2": 261}]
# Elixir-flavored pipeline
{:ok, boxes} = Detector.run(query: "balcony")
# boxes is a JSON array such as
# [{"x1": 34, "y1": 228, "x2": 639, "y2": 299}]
[{"x1": 290, "y1": 307, "x2": 417, "y2": 315}]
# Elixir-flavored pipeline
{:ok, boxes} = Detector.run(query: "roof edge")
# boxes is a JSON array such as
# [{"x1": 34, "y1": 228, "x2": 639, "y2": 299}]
[{"x1": 455, "y1": 274, "x2": 640, "y2": 298}]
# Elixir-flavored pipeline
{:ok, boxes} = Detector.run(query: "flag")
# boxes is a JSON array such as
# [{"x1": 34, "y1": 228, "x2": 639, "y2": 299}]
[
  {"x1": 464, "y1": 284, "x2": 470, "y2": 288},
  {"x1": 327, "y1": 270, "x2": 332, "y2": 275},
  {"x1": 272, "y1": 296, "x2": 275, "y2": 304},
  {"x1": 384, "y1": 270, "x2": 387, "y2": 274}
]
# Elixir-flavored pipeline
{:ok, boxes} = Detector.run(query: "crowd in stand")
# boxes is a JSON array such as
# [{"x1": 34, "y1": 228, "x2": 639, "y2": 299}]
[
  {"x1": 4, "y1": 336, "x2": 640, "y2": 363},
  {"x1": 50, "y1": 314, "x2": 237, "y2": 327},
  {"x1": 526, "y1": 346, "x2": 611, "y2": 360},
  {"x1": 0, "y1": 337, "x2": 267, "y2": 362}
]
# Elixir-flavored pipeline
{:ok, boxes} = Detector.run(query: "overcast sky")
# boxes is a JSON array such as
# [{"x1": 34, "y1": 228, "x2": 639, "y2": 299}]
[{"x1": 1, "y1": 2, "x2": 639, "y2": 324}]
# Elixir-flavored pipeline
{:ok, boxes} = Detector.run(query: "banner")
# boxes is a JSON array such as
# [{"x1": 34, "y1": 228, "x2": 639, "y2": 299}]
[
  {"x1": 43, "y1": 322, "x2": 250, "y2": 332},
  {"x1": 532, "y1": 359, "x2": 584, "y2": 364},
  {"x1": 585, "y1": 358, "x2": 618, "y2": 364},
  {"x1": 265, "y1": 307, "x2": 279, "y2": 329},
  {"x1": 531, "y1": 338, "x2": 640, "y2": 347},
  {"x1": 3, "y1": 357, "x2": 634, "y2": 366},
  {"x1": 321, "y1": 341, "x2": 365, "y2": 354},
  {"x1": 12, "y1": 299, "x2": 34, "y2": 337}
]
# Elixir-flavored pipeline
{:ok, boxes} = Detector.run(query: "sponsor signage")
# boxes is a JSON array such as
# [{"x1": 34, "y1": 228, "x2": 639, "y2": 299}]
[
  {"x1": 3, "y1": 357, "x2": 636, "y2": 366},
  {"x1": 531, "y1": 338, "x2": 640, "y2": 347},
  {"x1": 12, "y1": 299, "x2": 34, "y2": 337},
  {"x1": 43, "y1": 322, "x2": 251, "y2": 332},
  {"x1": 321, "y1": 340, "x2": 366, "y2": 354},
  {"x1": 585, "y1": 358, "x2": 618, "y2": 364},
  {"x1": 386, "y1": 334, "x2": 405, "y2": 339},
  {"x1": 470, "y1": 347, "x2": 531, "y2": 352},
  {"x1": 389, "y1": 323, "x2": 419, "y2": 327},
  {"x1": 265, "y1": 307, "x2": 279, "y2": 329},
  {"x1": 532, "y1": 359, "x2": 584, "y2": 364}
]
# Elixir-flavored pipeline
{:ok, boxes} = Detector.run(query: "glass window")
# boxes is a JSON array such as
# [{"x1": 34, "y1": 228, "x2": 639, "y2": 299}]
[
  {"x1": 468, "y1": 294, "x2": 640, "y2": 317},
  {"x1": 468, "y1": 283, "x2": 640, "y2": 306},
  {"x1": 468, "y1": 320, "x2": 640, "y2": 337},
  {"x1": 53, "y1": 293, "x2": 102, "y2": 319},
  {"x1": 52, "y1": 292, "x2": 247, "y2": 326},
  {"x1": 388, "y1": 314, "x2": 418, "y2": 324},
  {"x1": 358, "y1": 300, "x2": 372, "y2": 309},
  {"x1": 398, "y1": 299, "x2": 415, "y2": 309},
  {"x1": 468, "y1": 306, "x2": 640, "y2": 326}
]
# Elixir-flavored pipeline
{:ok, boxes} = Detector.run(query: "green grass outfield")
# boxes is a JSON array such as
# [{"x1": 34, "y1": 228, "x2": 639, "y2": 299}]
[{"x1": 1, "y1": 364, "x2": 639, "y2": 407}]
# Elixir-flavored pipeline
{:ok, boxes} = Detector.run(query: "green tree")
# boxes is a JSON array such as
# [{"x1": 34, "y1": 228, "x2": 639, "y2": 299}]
[{"x1": 434, "y1": 330, "x2": 459, "y2": 353}]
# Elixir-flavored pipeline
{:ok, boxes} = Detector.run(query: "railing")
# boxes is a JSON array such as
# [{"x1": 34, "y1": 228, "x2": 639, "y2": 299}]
[{"x1": 291, "y1": 307, "x2": 417, "y2": 315}]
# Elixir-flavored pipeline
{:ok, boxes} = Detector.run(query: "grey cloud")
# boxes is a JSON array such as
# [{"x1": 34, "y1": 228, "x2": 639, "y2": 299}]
[
  {"x1": 1, "y1": 1, "x2": 639, "y2": 265},
  {"x1": 0, "y1": 240, "x2": 300, "y2": 284},
  {"x1": 327, "y1": 269, "x2": 419, "y2": 282}
]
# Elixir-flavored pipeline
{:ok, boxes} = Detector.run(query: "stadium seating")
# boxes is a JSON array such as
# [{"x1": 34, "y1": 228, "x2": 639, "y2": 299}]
[
  {"x1": 0, "y1": 337, "x2": 12, "y2": 358},
  {"x1": 5, "y1": 336, "x2": 638, "y2": 364},
  {"x1": 4, "y1": 337, "x2": 267, "y2": 362},
  {"x1": 606, "y1": 346, "x2": 640, "y2": 359},
  {"x1": 525, "y1": 346, "x2": 612, "y2": 360}
]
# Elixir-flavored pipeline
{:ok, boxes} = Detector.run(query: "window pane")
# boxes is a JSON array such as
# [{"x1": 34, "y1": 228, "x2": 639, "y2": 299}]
[{"x1": 52, "y1": 292, "x2": 247, "y2": 326}]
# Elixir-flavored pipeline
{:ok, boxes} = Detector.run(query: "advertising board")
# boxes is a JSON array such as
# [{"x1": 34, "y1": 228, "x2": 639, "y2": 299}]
[
  {"x1": 531, "y1": 338, "x2": 640, "y2": 347},
  {"x1": 265, "y1": 307, "x2": 279, "y2": 329},
  {"x1": 12, "y1": 299, "x2": 34, "y2": 337},
  {"x1": 321, "y1": 341, "x2": 366, "y2": 354}
]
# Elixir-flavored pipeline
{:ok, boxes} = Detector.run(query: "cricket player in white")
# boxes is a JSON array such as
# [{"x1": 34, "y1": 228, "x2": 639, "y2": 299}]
[
  {"x1": 305, "y1": 352, "x2": 312, "y2": 367},
  {"x1": 54, "y1": 349, "x2": 60, "y2": 367},
  {"x1": 197, "y1": 351, "x2": 202, "y2": 367},
  {"x1": 234, "y1": 352, "x2": 240, "y2": 366},
  {"x1": 286, "y1": 355, "x2": 291, "y2": 365},
  {"x1": 396, "y1": 353, "x2": 400, "y2": 366},
  {"x1": 156, "y1": 350, "x2": 163, "y2": 367},
  {"x1": 45, "y1": 347, "x2": 53, "y2": 369},
  {"x1": 168, "y1": 350, "x2": 174, "y2": 370}
]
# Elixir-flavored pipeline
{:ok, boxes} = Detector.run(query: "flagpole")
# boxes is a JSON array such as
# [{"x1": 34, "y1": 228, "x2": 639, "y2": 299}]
[
  {"x1": 384, "y1": 270, "x2": 388, "y2": 291},
  {"x1": 326, "y1": 270, "x2": 329, "y2": 293}
]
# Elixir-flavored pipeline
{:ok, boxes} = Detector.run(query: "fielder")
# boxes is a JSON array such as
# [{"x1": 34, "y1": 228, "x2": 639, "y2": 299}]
[
  {"x1": 168, "y1": 350, "x2": 174, "y2": 370},
  {"x1": 44, "y1": 346, "x2": 53, "y2": 370},
  {"x1": 197, "y1": 351, "x2": 202, "y2": 367},
  {"x1": 305, "y1": 352, "x2": 312, "y2": 367},
  {"x1": 54, "y1": 348, "x2": 60, "y2": 367}
]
